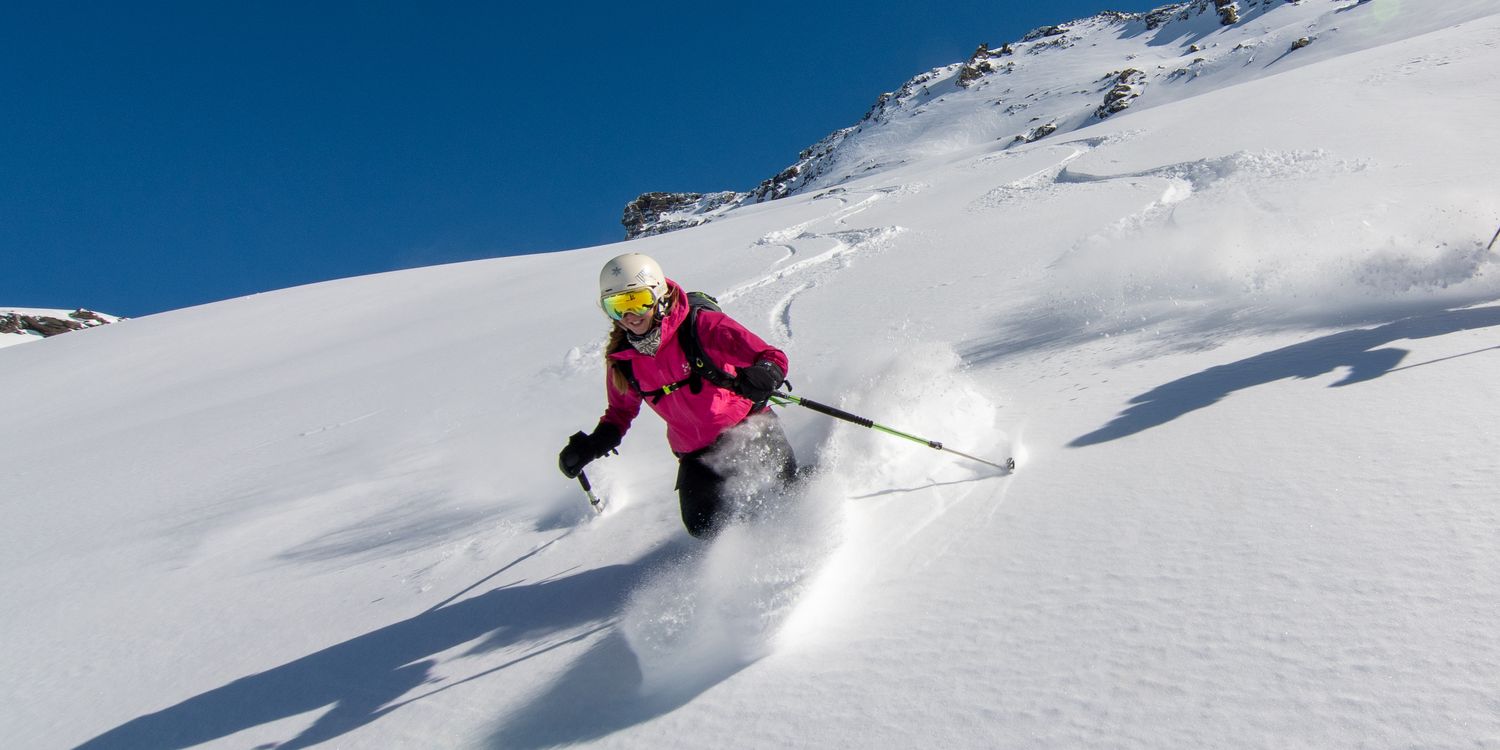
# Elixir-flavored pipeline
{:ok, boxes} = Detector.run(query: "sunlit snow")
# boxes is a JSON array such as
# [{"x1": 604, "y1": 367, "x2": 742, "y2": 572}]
[{"x1": 5, "y1": 2, "x2": 1500, "y2": 748}]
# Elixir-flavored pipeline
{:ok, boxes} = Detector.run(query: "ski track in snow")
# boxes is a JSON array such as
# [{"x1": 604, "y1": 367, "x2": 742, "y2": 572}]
[
  {"x1": 965, "y1": 129, "x2": 1352, "y2": 223},
  {"x1": 964, "y1": 141, "x2": 1099, "y2": 213},
  {"x1": 770, "y1": 282, "x2": 815, "y2": 341},
  {"x1": 963, "y1": 136, "x2": 1370, "y2": 279},
  {"x1": 1056, "y1": 148, "x2": 1359, "y2": 193},
  {"x1": 768, "y1": 243, "x2": 798, "y2": 268},
  {"x1": 1046, "y1": 147, "x2": 1371, "y2": 274},
  {"x1": 720, "y1": 187, "x2": 910, "y2": 347},
  {"x1": 756, "y1": 191, "x2": 885, "y2": 246},
  {"x1": 725, "y1": 226, "x2": 903, "y2": 346}
]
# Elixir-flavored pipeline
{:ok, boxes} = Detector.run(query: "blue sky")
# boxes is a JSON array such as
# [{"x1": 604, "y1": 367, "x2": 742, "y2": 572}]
[{"x1": 3, "y1": 1, "x2": 1153, "y2": 317}]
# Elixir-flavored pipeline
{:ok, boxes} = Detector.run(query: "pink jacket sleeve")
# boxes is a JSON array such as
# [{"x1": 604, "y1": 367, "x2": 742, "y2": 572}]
[{"x1": 598, "y1": 369, "x2": 643, "y2": 437}]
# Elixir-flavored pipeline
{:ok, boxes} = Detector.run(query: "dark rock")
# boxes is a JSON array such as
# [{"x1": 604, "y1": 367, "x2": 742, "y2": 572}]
[
  {"x1": 1096, "y1": 68, "x2": 1147, "y2": 119},
  {"x1": 1021, "y1": 123, "x2": 1058, "y2": 143},
  {"x1": 1215, "y1": 0, "x2": 1240, "y2": 24},
  {"x1": 1144, "y1": 3, "x2": 1192, "y2": 29},
  {"x1": 1021, "y1": 25, "x2": 1068, "y2": 42},
  {"x1": 957, "y1": 60, "x2": 995, "y2": 88},
  {"x1": 621, "y1": 191, "x2": 741, "y2": 239},
  {"x1": 958, "y1": 43, "x2": 1013, "y2": 87},
  {"x1": 1, "y1": 309, "x2": 117, "y2": 340}
]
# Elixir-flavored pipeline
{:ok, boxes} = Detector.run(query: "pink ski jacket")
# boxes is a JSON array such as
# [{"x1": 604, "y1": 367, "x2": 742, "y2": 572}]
[{"x1": 599, "y1": 280, "x2": 789, "y2": 455}]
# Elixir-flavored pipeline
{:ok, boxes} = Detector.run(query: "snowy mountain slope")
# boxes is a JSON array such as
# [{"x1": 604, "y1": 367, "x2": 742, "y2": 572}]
[
  {"x1": 6, "y1": 2, "x2": 1500, "y2": 748},
  {"x1": 632, "y1": 0, "x2": 1500, "y2": 237},
  {"x1": 830, "y1": 0, "x2": 1500, "y2": 182}
]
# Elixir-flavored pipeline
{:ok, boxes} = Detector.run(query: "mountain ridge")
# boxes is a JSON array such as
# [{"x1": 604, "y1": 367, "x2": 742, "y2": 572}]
[{"x1": 622, "y1": 0, "x2": 1392, "y2": 239}]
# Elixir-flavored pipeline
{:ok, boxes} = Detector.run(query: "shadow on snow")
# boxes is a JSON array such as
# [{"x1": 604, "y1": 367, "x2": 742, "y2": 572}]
[
  {"x1": 483, "y1": 626, "x2": 751, "y2": 749},
  {"x1": 1070, "y1": 305, "x2": 1500, "y2": 447},
  {"x1": 75, "y1": 540, "x2": 693, "y2": 750}
]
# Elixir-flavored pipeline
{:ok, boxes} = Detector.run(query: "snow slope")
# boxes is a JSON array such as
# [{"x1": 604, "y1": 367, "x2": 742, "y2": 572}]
[{"x1": 5, "y1": 2, "x2": 1500, "y2": 748}]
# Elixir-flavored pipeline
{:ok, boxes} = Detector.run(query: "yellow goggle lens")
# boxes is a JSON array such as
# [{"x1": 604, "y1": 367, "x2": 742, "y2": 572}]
[{"x1": 601, "y1": 288, "x2": 657, "y2": 320}]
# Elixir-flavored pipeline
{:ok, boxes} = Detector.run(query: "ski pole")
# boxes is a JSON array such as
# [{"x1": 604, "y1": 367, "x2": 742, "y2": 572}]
[
  {"x1": 768, "y1": 392, "x2": 1015, "y2": 473},
  {"x1": 578, "y1": 470, "x2": 605, "y2": 513},
  {"x1": 1488, "y1": 224, "x2": 1500, "y2": 252}
]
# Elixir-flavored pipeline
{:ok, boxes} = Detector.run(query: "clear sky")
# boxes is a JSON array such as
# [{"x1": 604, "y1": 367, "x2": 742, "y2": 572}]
[{"x1": 2, "y1": 1, "x2": 1155, "y2": 317}]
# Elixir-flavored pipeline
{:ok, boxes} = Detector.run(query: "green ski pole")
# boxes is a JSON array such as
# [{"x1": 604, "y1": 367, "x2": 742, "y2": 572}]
[{"x1": 769, "y1": 392, "x2": 1015, "y2": 473}]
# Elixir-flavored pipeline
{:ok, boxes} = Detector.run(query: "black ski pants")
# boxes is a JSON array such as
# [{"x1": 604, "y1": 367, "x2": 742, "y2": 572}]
[{"x1": 675, "y1": 411, "x2": 798, "y2": 538}]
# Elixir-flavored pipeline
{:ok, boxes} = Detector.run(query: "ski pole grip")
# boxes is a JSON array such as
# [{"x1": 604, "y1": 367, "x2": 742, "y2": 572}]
[
  {"x1": 578, "y1": 471, "x2": 593, "y2": 492},
  {"x1": 796, "y1": 397, "x2": 876, "y2": 429}
]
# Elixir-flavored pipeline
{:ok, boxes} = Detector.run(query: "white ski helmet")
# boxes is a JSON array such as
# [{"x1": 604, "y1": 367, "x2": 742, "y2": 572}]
[{"x1": 598, "y1": 253, "x2": 668, "y2": 314}]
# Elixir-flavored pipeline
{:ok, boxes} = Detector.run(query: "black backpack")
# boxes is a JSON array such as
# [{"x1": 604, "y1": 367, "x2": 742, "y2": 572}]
[{"x1": 614, "y1": 291, "x2": 736, "y2": 403}]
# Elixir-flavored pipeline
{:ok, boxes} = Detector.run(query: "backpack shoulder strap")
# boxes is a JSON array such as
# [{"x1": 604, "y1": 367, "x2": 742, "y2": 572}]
[{"x1": 679, "y1": 306, "x2": 736, "y2": 391}]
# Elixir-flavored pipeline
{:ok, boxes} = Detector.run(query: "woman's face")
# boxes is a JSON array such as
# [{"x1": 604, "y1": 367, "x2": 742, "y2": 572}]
[{"x1": 618, "y1": 310, "x2": 655, "y2": 336}]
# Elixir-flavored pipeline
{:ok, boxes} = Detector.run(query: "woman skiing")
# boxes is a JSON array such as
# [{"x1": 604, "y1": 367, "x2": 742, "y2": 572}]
[{"x1": 558, "y1": 252, "x2": 797, "y2": 537}]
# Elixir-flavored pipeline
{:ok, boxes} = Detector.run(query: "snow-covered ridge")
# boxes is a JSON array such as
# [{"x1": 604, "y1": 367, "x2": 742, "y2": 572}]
[
  {"x1": 623, "y1": 0, "x2": 1456, "y2": 238},
  {"x1": 0, "y1": 308, "x2": 120, "y2": 349}
]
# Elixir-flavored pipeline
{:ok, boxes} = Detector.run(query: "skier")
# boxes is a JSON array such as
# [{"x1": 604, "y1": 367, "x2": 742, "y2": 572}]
[{"x1": 559, "y1": 252, "x2": 797, "y2": 537}]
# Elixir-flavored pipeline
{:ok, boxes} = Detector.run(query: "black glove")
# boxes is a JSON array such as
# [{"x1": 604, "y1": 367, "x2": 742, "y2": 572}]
[
  {"x1": 733, "y1": 360, "x2": 785, "y2": 409},
  {"x1": 558, "y1": 424, "x2": 622, "y2": 479}
]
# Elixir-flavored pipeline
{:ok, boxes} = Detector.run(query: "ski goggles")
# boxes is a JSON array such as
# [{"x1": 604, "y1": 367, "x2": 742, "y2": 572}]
[{"x1": 600, "y1": 288, "x2": 658, "y2": 320}]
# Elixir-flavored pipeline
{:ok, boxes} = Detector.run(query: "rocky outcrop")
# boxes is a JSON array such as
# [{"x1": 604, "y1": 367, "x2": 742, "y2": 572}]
[
  {"x1": 1013, "y1": 122, "x2": 1059, "y2": 144},
  {"x1": 621, "y1": 191, "x2": 744, "y2": 240},
  {"x1": 1, "y1": 309, "x2": 119, "y2": 341},
  {"x1": 1143, "y1": 0, "x2": 1260, "y2": 28},
  {"x1": 1096, "y1": 68, "x2": 1147, "y2": 119},
  {"x1": 747, "y1": 126, "x2": 856, "y2": 203},
  {"x1": 1215, "y1": 0, "x2": 1241, "y2": 25},
  {"x1": 957, "y1": 43, "x2": 1014, "y2": 88},
  {"x1": 1021, "y1": 25, "x2": 1068, "y2": 42},
  {"x1": 1145, "y1": 6, "x2": 1187, "y2": 29}
]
